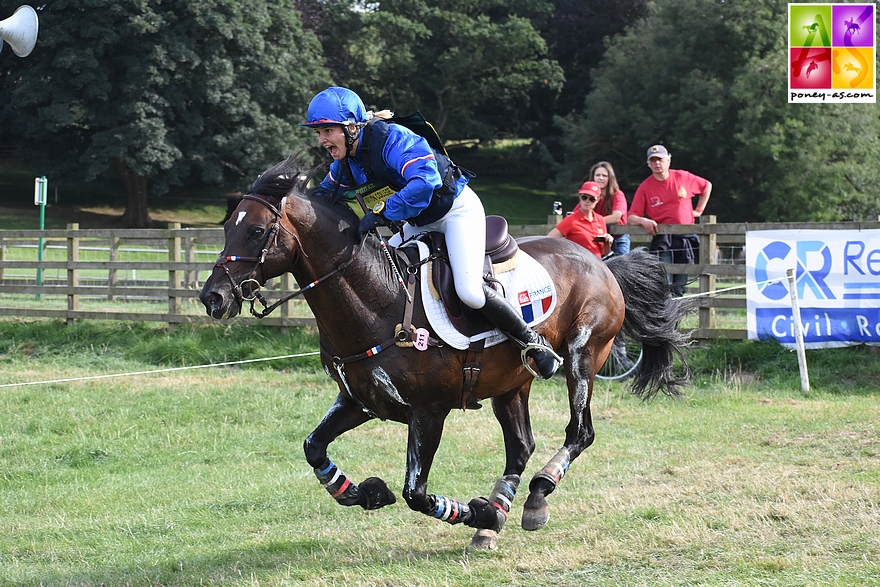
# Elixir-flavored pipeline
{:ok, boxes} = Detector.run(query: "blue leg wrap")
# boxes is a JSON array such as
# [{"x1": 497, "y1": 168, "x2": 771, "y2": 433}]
[
  {"x1": 314, "y1": 460, "x2": 360, "y2": 506},
  {"x1": 427, "y1": 495, "x2": 473, "y2": 525},
  {"x1": 488, "y1": 474, "x2": 521, "y2": 531}
]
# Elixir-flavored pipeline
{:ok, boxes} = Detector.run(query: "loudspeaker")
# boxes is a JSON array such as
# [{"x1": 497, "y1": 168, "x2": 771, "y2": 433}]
[{"x1": 0, "y1": 5, "x2": 39, "y2": 58}]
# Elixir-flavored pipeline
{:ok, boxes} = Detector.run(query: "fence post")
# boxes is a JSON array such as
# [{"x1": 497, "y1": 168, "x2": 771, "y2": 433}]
[
  {"x1": 67, "y1": 223, "x2": 80, "y2": 325},
  {"x1": 280, "y1": 272, "x2": 294, "y2": 335},
  {"x1": 185, "y1": 235, "x2": 197, "y2": 290},
  {"x1": 168, "y1": 223, "x2": 182, "y2": 330},
  {"x1": 108, "y1": 235, "x2": 120, "y2": 301},
  {"x1": 698, "y1": 215, "x2": 717, "y2": 330},
  {"x1": 0, "y1": 237, "x2": 5, "y2": 284}
]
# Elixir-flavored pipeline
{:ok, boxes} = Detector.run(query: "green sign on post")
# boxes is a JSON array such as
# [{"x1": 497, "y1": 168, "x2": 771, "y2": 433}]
[{"x1": 34, "y1": 176, "x2": 47, "y2": 299}]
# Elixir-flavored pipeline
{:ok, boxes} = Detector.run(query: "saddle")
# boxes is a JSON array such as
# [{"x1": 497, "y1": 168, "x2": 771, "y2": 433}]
[{"x1": 401, "y1": 215, "x2": 519, "y2": 337}]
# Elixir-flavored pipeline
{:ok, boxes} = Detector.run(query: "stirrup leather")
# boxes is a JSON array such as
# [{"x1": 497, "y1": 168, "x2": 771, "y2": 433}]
[{"x1": 520, "y1": 341, "x2": 564, "y2": 379}]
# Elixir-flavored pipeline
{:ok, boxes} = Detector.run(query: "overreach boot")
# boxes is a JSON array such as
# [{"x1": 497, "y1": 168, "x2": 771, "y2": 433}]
[{"x1": 479, "y1": 285, "x2": 562, "y2": 379}]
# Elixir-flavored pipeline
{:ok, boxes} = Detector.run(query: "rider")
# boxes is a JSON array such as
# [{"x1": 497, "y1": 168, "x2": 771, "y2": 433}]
[{"x1": 300, "y1": 86, "x2": 560, "y2": 379}]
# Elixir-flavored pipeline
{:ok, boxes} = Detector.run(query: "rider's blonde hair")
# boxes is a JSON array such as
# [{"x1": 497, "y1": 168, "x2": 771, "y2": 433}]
[{"x1": 367, "y1": 109, "x2": 394, "y2": 120}]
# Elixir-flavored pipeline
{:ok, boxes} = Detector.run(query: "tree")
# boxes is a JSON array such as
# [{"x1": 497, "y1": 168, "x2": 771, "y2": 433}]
[
  {"x1": 535, "y1": 0, "x2": 650, "y2": 119},
  {"x1": 297, "y1": 0, "x2": 565, "y2": 141},
  {"x1": 0, "y1": 0, "x2": 330, "y2": 227},
  {"x1": 555, "y1": 0, "x2": 880, "y2": 222}
]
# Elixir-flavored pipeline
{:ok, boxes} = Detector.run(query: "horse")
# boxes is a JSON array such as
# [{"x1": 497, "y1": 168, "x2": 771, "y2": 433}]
[
  {"x1": 198, "y1": 155, "x2": 694, "y2": 550},
  {"x1": 844, "y1": 62, "x2": 862, "y2": 77},
  {"x1": 844, "y1": 18, "x2": 860, "y2": 36}
]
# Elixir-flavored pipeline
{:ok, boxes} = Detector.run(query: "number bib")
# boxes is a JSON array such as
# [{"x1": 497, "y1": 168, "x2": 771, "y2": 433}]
[{"x1": 343, "y1": 180, "x2": 397, "y2": 218}]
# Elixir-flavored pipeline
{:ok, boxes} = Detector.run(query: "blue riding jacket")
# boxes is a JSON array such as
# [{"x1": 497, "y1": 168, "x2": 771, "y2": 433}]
[{"x1": 317, "y1": 123, "x2": 469, "y2": 224}]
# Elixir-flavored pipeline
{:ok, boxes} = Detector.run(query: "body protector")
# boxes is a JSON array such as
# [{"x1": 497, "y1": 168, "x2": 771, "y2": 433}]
[
  {"x1": 359, "y1": 113, "x2": 467, "y2": 226},
  {"x1": 315, "y1": 111, "x2": 473, "y2": 227}
]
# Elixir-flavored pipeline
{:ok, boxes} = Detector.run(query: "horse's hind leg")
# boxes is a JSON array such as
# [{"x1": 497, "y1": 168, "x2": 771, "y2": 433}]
[
  {"x1": 522, "y1": 336, "x2": 600, "y2": 531},
  {"x1": 303, "y1": 393, "x2": 397, "y2": 510},
  {"x1": 471, "y1": 384, "x2": 535, "y2": 550}
]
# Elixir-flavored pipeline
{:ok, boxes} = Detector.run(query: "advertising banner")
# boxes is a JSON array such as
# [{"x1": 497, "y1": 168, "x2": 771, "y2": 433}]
[{"x1": 746, "y1": 229, "x2": 880, "y2": 348}]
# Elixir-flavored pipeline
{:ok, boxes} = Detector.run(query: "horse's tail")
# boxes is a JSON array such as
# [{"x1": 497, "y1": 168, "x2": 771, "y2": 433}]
[{"x1": 605, "y1": 247, "x2": 697, "y2": 400}]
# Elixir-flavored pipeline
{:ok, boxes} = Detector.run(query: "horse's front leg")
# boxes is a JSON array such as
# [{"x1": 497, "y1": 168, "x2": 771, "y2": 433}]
[
  {"x1": 304, "y1": 393, "x2": 397, "y2": 510},
  {"x1": 470, "y1": 384, "x2": 534, "y2": 550},
  {"x1": 403, "y1": 409, "x2": 499, "y2": 530}
]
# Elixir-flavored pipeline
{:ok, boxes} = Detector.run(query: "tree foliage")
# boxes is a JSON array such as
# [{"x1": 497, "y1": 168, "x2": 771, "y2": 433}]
[
  {"x1": 2, "y1": 0, "x2": 877, "y2": 224},
  {"x1": 535, "y1": 0, "x2": 650, "y2": 121},
  {"x1": 555, "y1": 0, "x2": 880, "y2": 222},
  {"x1": 297, "y1": 0, "x2": 565, "y2": 140},
  {"x1": 0, "y1": 0, "x2": 329, "y2": 226}
]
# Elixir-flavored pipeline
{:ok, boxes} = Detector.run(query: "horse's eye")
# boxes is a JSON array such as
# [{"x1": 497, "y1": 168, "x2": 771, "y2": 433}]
[{"x1": 250, "y1": 227, "x2": 265, "y2": 239}]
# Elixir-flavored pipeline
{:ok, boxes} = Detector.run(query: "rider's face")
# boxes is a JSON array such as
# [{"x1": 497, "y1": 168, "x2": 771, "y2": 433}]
[{"x1": 314, "y1": 126, "x2": 349, "y2": 161}]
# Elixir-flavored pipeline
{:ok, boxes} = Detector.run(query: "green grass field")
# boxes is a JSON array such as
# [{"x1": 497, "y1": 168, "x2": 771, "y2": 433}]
[
  {"x1": 1, "y1": 147, "x2": 876, "y2": 586},
  {"x1": 1, "y1": 319, "x2": 878, "y2": 586}
]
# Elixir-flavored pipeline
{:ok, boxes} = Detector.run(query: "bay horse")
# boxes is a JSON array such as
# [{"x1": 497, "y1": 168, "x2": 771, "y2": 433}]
[{"x1": 199, "y1": 156, "x2": 693, "y2": 550}]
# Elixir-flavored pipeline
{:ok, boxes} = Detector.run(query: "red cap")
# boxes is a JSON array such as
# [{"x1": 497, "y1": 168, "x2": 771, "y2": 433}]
[{"x1": 578, "y1": 182, "x2": 602, "y2": 197}]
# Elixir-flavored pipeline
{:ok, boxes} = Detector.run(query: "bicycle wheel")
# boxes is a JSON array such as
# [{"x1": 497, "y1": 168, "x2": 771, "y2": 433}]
[{"x1": 595, "y1": 335, "x2": 642, "y2": 381}]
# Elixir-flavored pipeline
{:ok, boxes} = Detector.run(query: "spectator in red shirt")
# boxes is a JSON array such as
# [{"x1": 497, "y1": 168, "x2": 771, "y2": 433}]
[
  {"x1": 548, "y1": 181, "x2": 613, "y2": 259},
  {"x1": 628, "y1": 145, "x2": 712, "y2": 296},
  {"x1": 590, "y1": 161, "x2": 630, "y2": 255}
]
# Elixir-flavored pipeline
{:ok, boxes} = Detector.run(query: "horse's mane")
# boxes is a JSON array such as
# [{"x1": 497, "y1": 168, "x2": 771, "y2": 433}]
[
  {"x1": 248, "y1": 155, "x2": 310, "y2": 200},
  {"x1": 249, "y1": 155, "x2": 396, "y2": 288},
  {"x1": 249, "y1": 154, "x2": 359, "y2": 221}
]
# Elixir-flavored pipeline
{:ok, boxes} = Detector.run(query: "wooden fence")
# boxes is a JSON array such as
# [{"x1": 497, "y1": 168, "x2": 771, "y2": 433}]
[
  {"x1": 1, "y1": 218, "x2": 877, "y2": 339},
  {"x1": 0, "y1": 223, "x2": 311, "y2": 329}
]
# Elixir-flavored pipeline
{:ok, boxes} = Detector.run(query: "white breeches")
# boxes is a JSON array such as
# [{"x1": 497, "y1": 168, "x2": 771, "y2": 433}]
[{"x1": 390, "y1": 186, "x2": 487, "y2": 309}]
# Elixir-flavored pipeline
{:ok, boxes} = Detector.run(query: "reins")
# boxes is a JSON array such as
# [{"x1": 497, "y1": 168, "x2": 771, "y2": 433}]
[{"x1": 213, "y1": 193, "x2": 365, "y2": 318}]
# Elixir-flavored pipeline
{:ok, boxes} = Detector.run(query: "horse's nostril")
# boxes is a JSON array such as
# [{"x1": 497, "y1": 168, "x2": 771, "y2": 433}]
[{"x1": 203, "y1": 292, "x2": 224, "y2": 317}]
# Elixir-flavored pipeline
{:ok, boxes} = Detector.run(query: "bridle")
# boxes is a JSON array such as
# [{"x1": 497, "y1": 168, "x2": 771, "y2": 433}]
[{"x1": 212, "y1": 193, "x2": 364, "y2": 318}]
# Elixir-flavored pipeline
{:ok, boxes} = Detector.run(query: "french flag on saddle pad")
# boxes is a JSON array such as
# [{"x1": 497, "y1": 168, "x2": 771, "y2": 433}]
[{"x1": 518, "y1": 288, "x2": 553, "y2": 323}]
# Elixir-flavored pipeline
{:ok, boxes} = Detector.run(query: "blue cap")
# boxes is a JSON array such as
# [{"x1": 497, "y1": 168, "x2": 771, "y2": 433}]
[{"x1": 300, "y1": 87, "x2": 368, "y2": 127}]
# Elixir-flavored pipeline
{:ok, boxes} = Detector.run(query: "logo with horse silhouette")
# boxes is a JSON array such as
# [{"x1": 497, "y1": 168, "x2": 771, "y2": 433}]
[{"x1": 788, "y1": 3, "x2": 875, "y2": 103}]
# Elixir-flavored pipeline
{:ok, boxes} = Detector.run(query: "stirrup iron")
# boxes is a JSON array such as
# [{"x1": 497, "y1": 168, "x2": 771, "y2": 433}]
[{"x1": 520, "y1": 341, "x2": 564, "y2": 379}]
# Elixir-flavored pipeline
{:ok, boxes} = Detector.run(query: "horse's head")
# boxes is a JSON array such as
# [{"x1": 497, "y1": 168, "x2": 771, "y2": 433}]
[{"x1": 199, "y1": 157, "x2": 311, "y2": 319}]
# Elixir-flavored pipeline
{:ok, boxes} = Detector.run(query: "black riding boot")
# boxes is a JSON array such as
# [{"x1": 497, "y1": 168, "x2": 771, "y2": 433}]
[{"x1": 479, "y1": 285, "x2": 562, "y2": 379}]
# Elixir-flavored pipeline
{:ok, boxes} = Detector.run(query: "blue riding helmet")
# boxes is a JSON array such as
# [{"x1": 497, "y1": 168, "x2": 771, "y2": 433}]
[{"x1": 300, "y1": 87, "x2": 368, "y2": 128}]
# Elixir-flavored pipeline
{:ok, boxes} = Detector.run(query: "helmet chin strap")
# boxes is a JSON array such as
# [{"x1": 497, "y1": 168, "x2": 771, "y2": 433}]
[{"x1": 342, "y1": 123, "x2": 362, "y2": 158}]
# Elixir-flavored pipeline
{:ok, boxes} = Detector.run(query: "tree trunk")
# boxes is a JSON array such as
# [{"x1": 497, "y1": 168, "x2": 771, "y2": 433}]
[{"x1": 113, "y1": 158, "x2": 153, "y2": 228}]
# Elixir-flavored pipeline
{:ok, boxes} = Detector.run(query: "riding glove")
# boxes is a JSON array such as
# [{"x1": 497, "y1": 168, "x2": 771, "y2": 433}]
[{"x1": 358, "y1": 211, "x2": 392, "y2": 238}]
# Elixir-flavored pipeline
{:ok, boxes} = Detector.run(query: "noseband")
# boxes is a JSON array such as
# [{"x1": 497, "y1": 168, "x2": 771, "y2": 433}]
[
  {"x1": 213, "y1": 193, "x2": 365, "y2": 318},
  {"x1": 213, "y1": 194, "x2": 290, "y2": 310}
]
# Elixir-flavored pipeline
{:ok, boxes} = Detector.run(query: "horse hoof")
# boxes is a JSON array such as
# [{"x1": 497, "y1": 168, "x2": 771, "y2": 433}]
[
  {"x1": 521, "y1": 493, "x2": 550, "y2": 531},
  {"x1": 469, "y1": 529, "x2": 498, "y2": 550},
  {"x1": 359, "y1": 477, "x2": 397, "y2": 510}
]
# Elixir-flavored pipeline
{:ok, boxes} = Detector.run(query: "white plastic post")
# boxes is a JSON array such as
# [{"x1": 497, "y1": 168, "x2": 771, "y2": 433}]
[{"x1": 786, "y1": 267, "x2": 810, "y2": 392}]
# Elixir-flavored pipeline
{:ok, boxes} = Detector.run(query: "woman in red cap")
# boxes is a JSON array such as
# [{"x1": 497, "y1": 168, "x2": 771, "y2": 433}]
[{"x1": 547, "y1": 181, "x2": 613, "y2": 259}]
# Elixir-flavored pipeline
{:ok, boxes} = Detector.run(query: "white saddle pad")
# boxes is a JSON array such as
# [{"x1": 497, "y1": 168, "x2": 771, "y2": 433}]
[{"x1": 407, "y1": 240, "x2": 557, "y2": 350}]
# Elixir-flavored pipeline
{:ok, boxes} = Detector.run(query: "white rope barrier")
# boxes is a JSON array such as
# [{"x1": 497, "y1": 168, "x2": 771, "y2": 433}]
[
  {"x1": 683, "y1": 276, "x2": 781, "y2": 299},
  {"x1": 0, "y1": 351, "x2": 321, "y2": 388}
]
